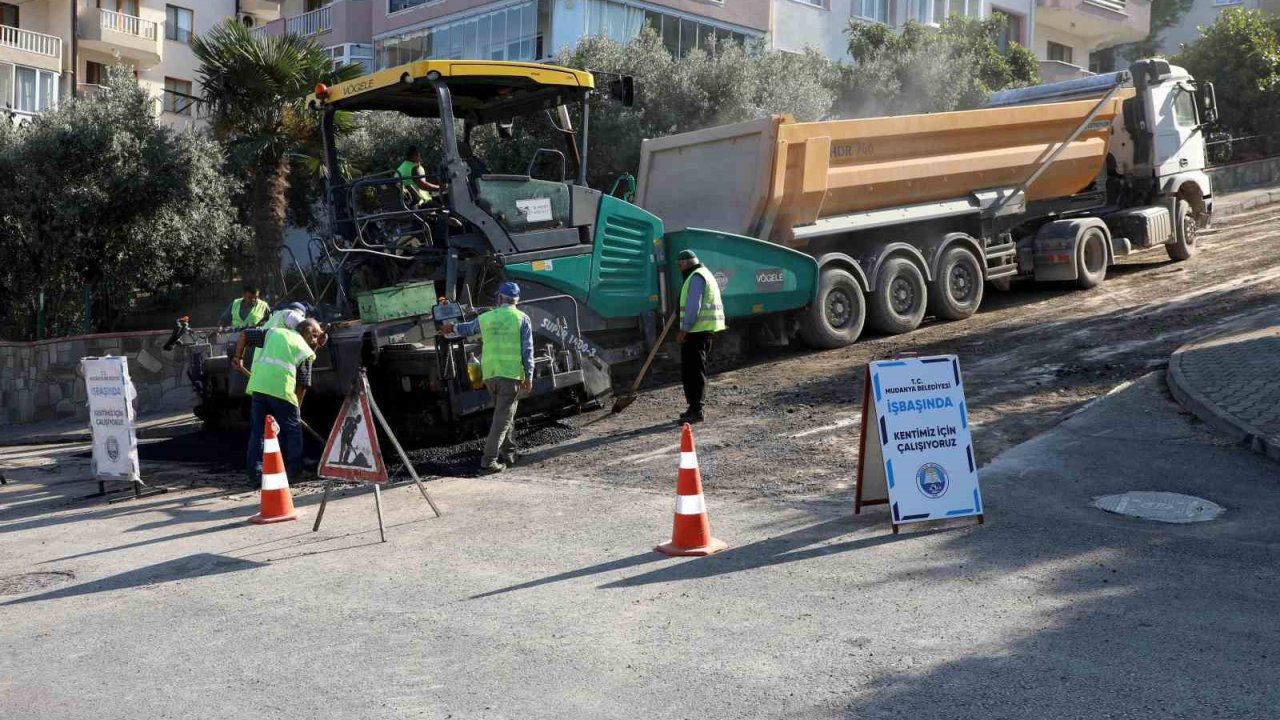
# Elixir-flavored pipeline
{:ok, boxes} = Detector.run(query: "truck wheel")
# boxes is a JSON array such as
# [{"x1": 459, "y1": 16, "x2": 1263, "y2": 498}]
[
  {"x1": 927, "y1": 246, "x2": 984, "y2": 321},
  {"x1": 868, "y1": 258, "x2": 927, "y2": 335},
  {"x1": 799, "y1": 268, "x2": 865, "y2": 349},
  {"x1": 1075, "y1": 227, "x2": 1108, "y2": 289},
  {"x1": 1167, "y1": 199, "x2": 1198, "y2": 261}
]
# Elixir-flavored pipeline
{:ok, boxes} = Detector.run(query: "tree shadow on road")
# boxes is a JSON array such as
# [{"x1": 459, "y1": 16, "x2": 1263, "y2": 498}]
[{"x1": 2, "y1": 553, "x2": 266, "y2": 606}]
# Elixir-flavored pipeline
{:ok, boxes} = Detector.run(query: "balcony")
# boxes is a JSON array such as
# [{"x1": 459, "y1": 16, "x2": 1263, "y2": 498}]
[
  {"x1": 1036, "y1": 0, "x2": 1151, "y2": 49},
  {"x1": 0, "y1": 26, "x2": 63, "y2": 74},
  {"x1": 249, "y1": 1, "x2": 372, "y2": 47},
  {"x1": 77, "y1": 7, "x2": 162, "y2": 68}
]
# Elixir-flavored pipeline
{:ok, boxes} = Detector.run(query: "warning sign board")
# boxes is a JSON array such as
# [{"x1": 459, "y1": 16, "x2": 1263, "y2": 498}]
[
  {"x1": 855, "y1": 355, "x2": 983, "y2": 529},
  {"x1": 318, "y1": 374, "x2": 388, "y2": 484}
]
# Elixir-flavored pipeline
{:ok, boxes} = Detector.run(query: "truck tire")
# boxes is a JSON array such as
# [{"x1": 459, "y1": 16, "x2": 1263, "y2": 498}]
[
  {"x1": 868, "y1": 257, "x2": 927, "y2": 335},
  {"x1": 927, "y1": 246, "x2": 984, "y2": 321},
  {"x1": 1075, "y1": 227, "x2": 1108, "y2": 289},
  {"x1": 799, "y1": 268, "x2": 865, "y2": 349},
  {"x1": 1167, "y1": 199, "x2": 1198, "y2": 261}
]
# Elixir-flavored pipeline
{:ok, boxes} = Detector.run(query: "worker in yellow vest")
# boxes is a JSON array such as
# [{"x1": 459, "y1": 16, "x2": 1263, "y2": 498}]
[
  {"x1": 231, "y1": 318, "x2": 327, "y2": 485},
  {"x1": 443, "y1": 282, "x2": 533, "y2": 474},
  {"x1": 675, "y1": 250, "x2": 726, "y2": 425},
  {"x1": 219, "y1": 285, "x2": 270, "y2": 330}
]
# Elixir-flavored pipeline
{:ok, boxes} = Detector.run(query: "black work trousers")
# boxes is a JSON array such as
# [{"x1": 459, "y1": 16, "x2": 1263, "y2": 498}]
[{"x1": 681, "y1": 332, "x2": 714, "y2": 413}]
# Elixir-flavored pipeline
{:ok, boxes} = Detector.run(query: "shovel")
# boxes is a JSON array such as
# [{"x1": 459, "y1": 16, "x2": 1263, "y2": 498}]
[{"x1": 611, "y1": 312, "x2": 677, "y2": 414}]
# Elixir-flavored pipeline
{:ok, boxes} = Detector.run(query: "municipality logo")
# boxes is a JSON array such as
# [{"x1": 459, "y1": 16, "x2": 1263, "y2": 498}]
[
  {"x1": 915, "y1": 463, "x2": 948, "y2": 499},
  {"x1": 105, "y1": 436, "x2": 120, "y2": 462}
]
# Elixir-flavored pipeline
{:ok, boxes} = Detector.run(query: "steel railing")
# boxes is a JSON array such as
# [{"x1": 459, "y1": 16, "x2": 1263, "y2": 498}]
[
  {"x1": 1206, "y1": 132, "x2": 1280, "y2": 167},
  {"x1": 99, "y1": 9, "x2": 159, "y2": 40},
  {"x1": 285, "y1": 5, "x2": 333, "y2": 36},
  {"x1": 0, "y1": 25, "x2": 63, "y2": 58}
]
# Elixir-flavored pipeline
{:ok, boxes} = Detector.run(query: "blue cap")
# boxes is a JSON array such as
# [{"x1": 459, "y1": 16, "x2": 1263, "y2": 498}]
[
  {"x1": 498, "y1": 281, "x2": 520, "y2": 299},
  {"x1": 288, "y1": 302, "x2": 307, "y2": 314}
]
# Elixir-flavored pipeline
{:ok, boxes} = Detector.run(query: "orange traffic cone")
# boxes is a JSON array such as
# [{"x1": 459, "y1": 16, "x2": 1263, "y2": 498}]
[
  {"x1": 249, "y1": 415, "x2": 302, "y2": 524},
  {"x1": 656, "y1": 423, "x2": 728, "y2": 557}
]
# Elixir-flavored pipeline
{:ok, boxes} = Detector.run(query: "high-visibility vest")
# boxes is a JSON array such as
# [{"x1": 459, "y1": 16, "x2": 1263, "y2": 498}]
[
  {"x1": 679, "y1": 266, "x2": 726, "y2": 333},
  {"x1": 263, "y1": 310, "x2": 291, "y2": 329},
  {"x1": 252, "y1": 310, "x2": 296, "y2": 364},
  {"x1": 245, "y1": 328, "x2": 316, "y2": 407},
  {"x1": 477, "y1": 305, "x2": 528, "y2": 381},
  {"x1": 231, "y1": 298, "x2": 269, "y2": 329}
]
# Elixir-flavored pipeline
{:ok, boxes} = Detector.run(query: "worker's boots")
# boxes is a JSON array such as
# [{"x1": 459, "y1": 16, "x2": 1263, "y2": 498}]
[{"x1": 677, "y1": 409, "x2": 704, "y2": 425}]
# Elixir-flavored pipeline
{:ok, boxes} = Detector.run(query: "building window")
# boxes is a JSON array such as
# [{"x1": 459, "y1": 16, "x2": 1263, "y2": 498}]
[
  {"x1": 389, "y1": 0, "x2": 432, "y2": 12},
  {"x1": 14, "y1": 66, "x2": 57, "y2": 113},
  {"x1": 0, "y1": 62, "x2": 13, "y2": 110},
  {"x1": 85, "y1": 61, "x2": 108, "y2": 86},
  {"x1": 1046, "y1": 41, "x2": 1074, "y2": 64},
  {"x1": 377, "y1": 0, "x2": 549, "y2": 67},
  {"x1": 0, "y1": 3, "x2": 19, "y2": 28},
  {"x1": 163, "y1": 77, "x2": 193, "y2": 115},
  {"x1": 635, "y1": 2, "x2": 750, "y2": 58},
  {"x1": 796, "y1": 0, "x2": 826, "y2": 7},
  {"x1": 853, "y1": 0, "x2": 888, "y2": 21},
  {"x1": 993, "y1": 10, "x2": 1023, "y2": 50},
  {"x1": 99, "y1": 0, "x2": 141, "y2": 16},
  {"x1": 166, "y1": 5, "x2": 193, "y2": 43},
  {"x1": 909, "y1": 0, "x2": 979, "y2": 23},
  {"x1": 330, "y1": 43, "x2": 374, "y2": 74}
]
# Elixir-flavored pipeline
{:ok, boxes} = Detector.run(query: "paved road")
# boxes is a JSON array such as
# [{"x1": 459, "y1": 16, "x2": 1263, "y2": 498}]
[
  {"x1": 508, "y1": 203, "x2": 1280, "y2": 498},
  {"x1": 3, "y1": 373, "x2": 1278, "y2": 719}
]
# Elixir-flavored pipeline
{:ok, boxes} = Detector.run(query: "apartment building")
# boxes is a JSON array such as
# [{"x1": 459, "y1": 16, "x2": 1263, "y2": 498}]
[
  {"x1": 0, "y1": 0, "x2": 261, "y2": 126},
  {"x1": 772, "y1": 0, "x2": 1035, "y2": 62},
  {"x1": 370, "y1": 0, "x2": 763, "y2": 68},
  {"x1": 1156, "y1": 0, "x2": 1280, "y2": 54},
  {"x1": 771, "y1": 0, "x2": 1151, "y2": 83},
  {"x1": 249, "y1": 0, "x2": 374, "y2": 72}
]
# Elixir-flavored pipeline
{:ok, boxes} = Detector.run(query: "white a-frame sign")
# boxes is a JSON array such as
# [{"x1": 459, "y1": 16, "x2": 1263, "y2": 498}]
[{"x1": 855, "y1": 355, "x2": 985, "y2": 534}]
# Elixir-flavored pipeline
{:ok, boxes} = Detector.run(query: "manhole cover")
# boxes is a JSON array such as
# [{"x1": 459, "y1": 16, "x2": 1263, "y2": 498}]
[
  {"x1": 0, "y1": 571, "x2": 76, "y2": 596},
  {"x1": 1092, "y1": 492, "x2": 1224, "y2": 523}
]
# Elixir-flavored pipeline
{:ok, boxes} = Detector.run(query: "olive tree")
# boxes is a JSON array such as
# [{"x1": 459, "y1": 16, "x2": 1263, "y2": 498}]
[{"x1": 0, "y1": 67, "x2": 246, "y2": 340}]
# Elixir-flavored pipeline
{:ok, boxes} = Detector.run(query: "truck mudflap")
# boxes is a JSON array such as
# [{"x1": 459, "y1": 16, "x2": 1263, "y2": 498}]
[{"x1": 665, "y1": 228, "x2": 818, "y2": 319}]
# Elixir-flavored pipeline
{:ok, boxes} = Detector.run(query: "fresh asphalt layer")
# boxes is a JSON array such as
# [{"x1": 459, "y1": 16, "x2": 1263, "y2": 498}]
[{"x1": 1, "y1": 374, "x2": 1278, "y2": 719}]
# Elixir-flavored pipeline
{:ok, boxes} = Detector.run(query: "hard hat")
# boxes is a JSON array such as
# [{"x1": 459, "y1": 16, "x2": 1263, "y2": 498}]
[
  {"x1": 287, "y1": 302, "x2": 307, "y2": 314},
  {"x1": 498, "y1": 281, "x2": 521, "y2": 299},
  {"x1": 676, "y1": 249, "x2": 699, "y2": 262}
]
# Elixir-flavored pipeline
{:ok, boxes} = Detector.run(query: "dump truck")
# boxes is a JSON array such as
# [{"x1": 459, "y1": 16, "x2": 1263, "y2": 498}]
[
  {"x1": 635, "y1": 59, "x2": 1219, "y2": 348},
  {"x1": 188, "y1": 60, "x2": 819, "y2": 441}
]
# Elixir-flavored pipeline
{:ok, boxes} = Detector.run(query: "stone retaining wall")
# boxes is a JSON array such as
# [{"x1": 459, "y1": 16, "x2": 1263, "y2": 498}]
[
  {"x1": 1208, "y1": 156, "x2": 1280, "y2": 194},
  {"x1": 0, "y1": 330, "x2": 197, "y2": 426}
]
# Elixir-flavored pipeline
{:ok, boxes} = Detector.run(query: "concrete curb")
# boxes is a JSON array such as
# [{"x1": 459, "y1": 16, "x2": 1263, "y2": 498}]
[
  {"x1": 1215, "y1": 187, "x2": 1280, "y2": 219},
  {"x1": 1167, "y1": 315, "x2": 1280, "y2": 465}
]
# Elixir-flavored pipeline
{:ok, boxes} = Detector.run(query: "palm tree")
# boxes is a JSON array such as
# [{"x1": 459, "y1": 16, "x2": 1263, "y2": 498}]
[{"x1": 192, "y1": 20, "x2": 362, "y2": 285}]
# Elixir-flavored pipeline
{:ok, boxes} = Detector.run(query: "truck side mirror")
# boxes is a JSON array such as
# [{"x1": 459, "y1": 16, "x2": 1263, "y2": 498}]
[{"x1": 1198, "y1": 82, "x2": 1218, "y2": 126}]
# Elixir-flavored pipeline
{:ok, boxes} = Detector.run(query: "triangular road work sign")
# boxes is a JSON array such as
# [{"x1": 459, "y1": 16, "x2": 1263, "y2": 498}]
[{"x1": 318, "y1": 374, "x2": 389, "y2": 484}]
